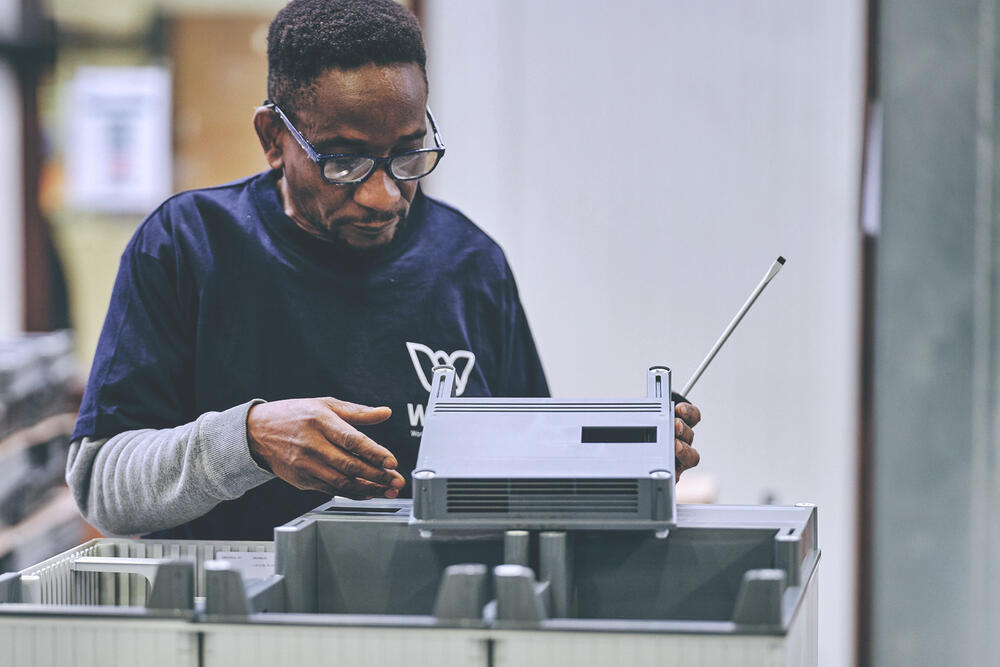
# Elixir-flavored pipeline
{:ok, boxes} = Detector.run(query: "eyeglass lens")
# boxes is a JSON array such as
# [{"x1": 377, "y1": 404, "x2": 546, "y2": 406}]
[
  {"x1": 390, "y1": 151, "x2": 441, "y2": 179},
  {"x1": 323, "y1": 158, "x2": 373, "y2": 182},
  {"x1": 321, "y1": 150, "x2": 442, "y2": 183}
]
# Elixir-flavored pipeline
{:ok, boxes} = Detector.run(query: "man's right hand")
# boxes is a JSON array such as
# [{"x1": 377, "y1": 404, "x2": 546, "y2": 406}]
[{"x1": 246, "y1": 398, "x2": 405, "y2": 499}]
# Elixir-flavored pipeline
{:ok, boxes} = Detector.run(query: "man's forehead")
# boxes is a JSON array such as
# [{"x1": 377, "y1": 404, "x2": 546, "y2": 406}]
[
  {"x1": 311, "y1": 63, "x2": 426, "y2": 104},
  {"x1": 291, "y1": 64, "x2": 425, "y2": 123},
  {"x1": 286, "y1": 66, "x2": 427, "y2": 150}
]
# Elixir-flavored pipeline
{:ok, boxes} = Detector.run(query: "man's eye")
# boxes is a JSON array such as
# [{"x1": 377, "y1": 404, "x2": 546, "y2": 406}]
[{"x1": 323, "y1": 158, "x2": 372, "y2": 181}]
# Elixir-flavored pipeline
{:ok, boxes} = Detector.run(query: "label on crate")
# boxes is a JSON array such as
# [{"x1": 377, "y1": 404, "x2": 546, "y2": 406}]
[{"x1": 215, "y1": 551, "x2": 275, "y2": 581}]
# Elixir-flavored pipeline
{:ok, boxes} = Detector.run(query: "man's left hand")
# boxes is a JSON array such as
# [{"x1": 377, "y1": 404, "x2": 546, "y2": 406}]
[{"x1": 674, "y1": 402, "x2": 702, "y2": 480}]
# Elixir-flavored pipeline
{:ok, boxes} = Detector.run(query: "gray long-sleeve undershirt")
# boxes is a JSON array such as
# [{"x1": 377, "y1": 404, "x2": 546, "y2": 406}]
[{"x1": 65, "y1": 399, "x2": 275, "y2": 536}]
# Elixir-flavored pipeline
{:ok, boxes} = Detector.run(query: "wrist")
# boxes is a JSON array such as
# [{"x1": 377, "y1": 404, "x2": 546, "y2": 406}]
[{"x1": 245, "y1": 402, "x2": 272, "y2": 472}]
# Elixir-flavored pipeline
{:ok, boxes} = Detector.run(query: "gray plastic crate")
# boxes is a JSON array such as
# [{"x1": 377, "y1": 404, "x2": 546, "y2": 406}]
[
  {"x1": 0, "y1": 538, "x2": 272, "y2": 667},
  {"x1": 18, "y1": 537, "x2": 273, "y2": 605},
  {"x1": 0, "y1": 615, "x2": 198, "y2": 667},
  {"x1": 195, "y1": 500, "x2": 819, "y2": 667},
  {"x1": 0, "y1": 503, "x2": 819, "y2": 667}
]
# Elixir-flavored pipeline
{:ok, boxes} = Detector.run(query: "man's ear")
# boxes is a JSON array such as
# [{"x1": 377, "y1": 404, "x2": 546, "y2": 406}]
[{"x1": 253, "y1": 107, "x2": 285, "y2": 170}]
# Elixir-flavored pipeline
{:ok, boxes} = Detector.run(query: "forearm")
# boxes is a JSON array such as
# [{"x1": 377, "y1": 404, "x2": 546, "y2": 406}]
[{"x1": 66, "y1": 400, "x2": 274, "y2": 536}]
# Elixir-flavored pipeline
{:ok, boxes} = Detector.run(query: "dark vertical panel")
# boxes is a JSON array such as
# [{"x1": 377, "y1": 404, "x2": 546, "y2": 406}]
[
  {"x1": 17, "y1": 0, "x2": 62, "y2": 332},
  {"x1": 873, "y1": 1, "x2": 986, "y2": 664},
  {"x1": 856, "y1": 1, "x2": 878, "y2": 662},
  {"x1": 20, "y1": 60, "x2": 48, "y2": 331},
  {"x1": 856, "y1": 225, "x2": 876, "y2": 667}
]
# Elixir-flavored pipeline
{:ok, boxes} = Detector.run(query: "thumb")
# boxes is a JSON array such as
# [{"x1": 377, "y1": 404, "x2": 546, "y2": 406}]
[{"x1": 323, "y1": 398, "x2": 392, "y2": 425}]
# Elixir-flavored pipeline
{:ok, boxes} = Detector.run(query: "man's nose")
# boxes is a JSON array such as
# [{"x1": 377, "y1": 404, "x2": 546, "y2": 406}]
[{"x1": 353, "y1": 165, "x2": 402, "y2": 211}]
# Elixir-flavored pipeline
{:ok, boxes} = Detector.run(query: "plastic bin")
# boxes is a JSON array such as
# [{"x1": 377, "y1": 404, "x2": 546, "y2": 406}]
[
  {"x1": 196, "y1": 500, "x2": 819, "y2": 667},
  {"x1": 0, "y1": 502, "x2": 819, "y2": 667},
  {"x1": 0, "y1": 538, "x2": 271, "y2": 667}
]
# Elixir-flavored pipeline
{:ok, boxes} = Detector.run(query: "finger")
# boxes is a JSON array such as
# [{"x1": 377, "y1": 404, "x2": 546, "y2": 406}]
[
  {"x1": 675, "y1": 402, "x2": 702, "y2": 427},
  {"x1": 675, "y1": 439, "x2": 701, "y2": 473},
  {"x1": 294, "y1": 470, "x2": 359, "y2": 495},
  {"x1": 311, "y1": 409, "x2": 401, "y2": 471},
  {"x1": 675, "y1": 417, "x2": 695, "y2": 445},
  {"x1": 304, "y1": 429, "x2": 405, "y2": 487},
  {"x1": 329, "y1": 444, "x2": 406, "y2": 488},
  {"x1": 323, "y1": 397, "x2": 393, "y2": 425},
  {"x1": 304, "y1": 470, "x2": 396, "y2": 499},
  {"x1": 339, "y1": 476, "x2": 400, "y2": 499},
  {"x1": 295, "y1": 417, "x2": 404, "y2": 487}
]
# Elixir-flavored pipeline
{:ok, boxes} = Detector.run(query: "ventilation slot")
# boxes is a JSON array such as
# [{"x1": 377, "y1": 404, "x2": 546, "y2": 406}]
[
  {"x1": 446, "y1": 478, "x2": 640, "y2": 515},
  {"x1": 581, "y1": 426, "x2": 657, "y2": 443}
]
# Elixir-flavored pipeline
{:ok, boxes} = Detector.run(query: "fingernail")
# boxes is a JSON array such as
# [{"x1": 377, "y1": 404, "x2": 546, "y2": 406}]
[
  {"x1": 385, "y1": 488, "x2": 399, "y2": 498},
  {"x1": 390, "y1": 476, "x2": 405, "y2": 488},
  {"x1": 383, "y1": 457, "x2": 397, "y2": 469}
]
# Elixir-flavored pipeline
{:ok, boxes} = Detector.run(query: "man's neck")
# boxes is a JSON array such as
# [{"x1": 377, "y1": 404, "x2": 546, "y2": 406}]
[{"x1": 274, "y1": 174, "x2": 412, "y2": 264}]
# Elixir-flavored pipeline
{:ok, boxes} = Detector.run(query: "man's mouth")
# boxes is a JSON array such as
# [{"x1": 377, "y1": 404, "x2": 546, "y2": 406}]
[
  {"x1": 325, "y1": 210, "x2": 408, "y2": 251},
  {"x1": 346, "y1": 219, "x2": 397, "y2": 236},
  {"x1": 342, "y1": 212, "x2": 398, "y2": 227},
  {"x1": 350, "y1": 218, "x2": 394, "y2": 228}
]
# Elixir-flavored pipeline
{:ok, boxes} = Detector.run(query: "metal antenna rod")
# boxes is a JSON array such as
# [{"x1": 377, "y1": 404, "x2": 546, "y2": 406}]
[{"x1": 680, "y1": 256, "x2": 786, "y2": 397}]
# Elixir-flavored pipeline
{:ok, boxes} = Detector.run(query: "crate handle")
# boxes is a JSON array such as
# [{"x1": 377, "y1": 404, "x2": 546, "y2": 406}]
[{"x1": 71, "y1": 556, "x2": 168, "y2": 587}]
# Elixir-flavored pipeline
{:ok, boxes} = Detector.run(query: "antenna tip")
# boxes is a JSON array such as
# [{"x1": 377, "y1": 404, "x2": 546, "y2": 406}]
[{"x1": 777, "y1": 256, "x2": 786, "y2": 265}]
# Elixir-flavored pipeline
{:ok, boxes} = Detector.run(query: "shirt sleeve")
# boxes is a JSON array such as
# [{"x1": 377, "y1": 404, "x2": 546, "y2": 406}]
[
  {"x1": 73, "y1": 210, "x2": 198, "y2": 441},
  {"x1": 65, "y1": 399, "x2": 274, "y2": 536}
]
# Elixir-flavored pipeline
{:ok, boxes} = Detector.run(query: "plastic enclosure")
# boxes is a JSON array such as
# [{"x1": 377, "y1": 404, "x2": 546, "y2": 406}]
[{"x1": 412, "y1": 366, "x2": 677, "y2": 531}]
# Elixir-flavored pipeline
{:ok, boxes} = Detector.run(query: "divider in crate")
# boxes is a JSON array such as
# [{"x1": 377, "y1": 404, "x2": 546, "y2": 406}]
[{"x1": 17, "y1": 537, "x2": 273, "y2": 607}]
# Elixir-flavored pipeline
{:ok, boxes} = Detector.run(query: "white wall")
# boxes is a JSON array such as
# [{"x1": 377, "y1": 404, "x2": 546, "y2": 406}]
[
  {"x1": 0, "y1": 0, "x2": 24, "y2": 337},
  {"x1": 424, "y1": 2, "x2": 864, "y2": 666}
]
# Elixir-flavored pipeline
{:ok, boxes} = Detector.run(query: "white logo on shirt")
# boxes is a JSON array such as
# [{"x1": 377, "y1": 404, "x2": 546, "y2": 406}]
[
  {"x1": 405, "y1": 341, "x2": 476, "y2": 432},
  {"x1": 405, "y1": 341, "x2": 477, "y2": 396}
]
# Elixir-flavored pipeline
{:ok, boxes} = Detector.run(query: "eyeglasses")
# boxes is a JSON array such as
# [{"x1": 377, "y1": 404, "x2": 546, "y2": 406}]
[{"x1": 265, "y1": 101, "x2": 446, "y2": 185}]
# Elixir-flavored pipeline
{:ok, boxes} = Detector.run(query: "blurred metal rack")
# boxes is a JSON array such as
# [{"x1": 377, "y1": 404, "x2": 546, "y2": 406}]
[{"x1": 0, "y1": 331, "x2": 86, "y2": 573}]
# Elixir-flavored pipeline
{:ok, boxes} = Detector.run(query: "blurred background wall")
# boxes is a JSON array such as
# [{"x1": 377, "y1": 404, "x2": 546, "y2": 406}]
[
  {"x1": 423, "y1": 3, "x2": 863, "y2": 666},
  {"x1": 4, "y1": 1, "x2": 1000, "y2": 665},
  {"x1": 41, "y1": 0, "x2": 281, "y2": 365}
]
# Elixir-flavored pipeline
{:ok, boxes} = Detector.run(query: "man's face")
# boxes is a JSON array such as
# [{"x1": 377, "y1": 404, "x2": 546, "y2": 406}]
[{"x1": 275, "y1": 63, "x2": 429, "y2": 253}]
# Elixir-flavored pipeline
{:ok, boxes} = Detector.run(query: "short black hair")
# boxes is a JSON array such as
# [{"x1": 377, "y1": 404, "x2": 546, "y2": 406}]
[{"x1": 267, "y1": 0, "x2": 427, "y2": 113}]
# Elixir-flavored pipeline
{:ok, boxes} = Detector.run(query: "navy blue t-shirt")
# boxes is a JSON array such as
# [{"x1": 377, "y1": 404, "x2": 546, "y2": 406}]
[{"x1": 73, "y1": 170, "x2": 549, "y2": 539}]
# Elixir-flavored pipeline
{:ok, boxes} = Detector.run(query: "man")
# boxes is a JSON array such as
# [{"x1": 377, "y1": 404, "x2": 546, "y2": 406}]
[{"x1": 67, "y1": 0, "x2": 701, "y2": 541}]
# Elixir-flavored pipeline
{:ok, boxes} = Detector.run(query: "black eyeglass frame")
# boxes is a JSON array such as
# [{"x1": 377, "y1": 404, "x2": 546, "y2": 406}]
[{"x1": 264, "y1": 101, "x2": 446, "y2": 185}]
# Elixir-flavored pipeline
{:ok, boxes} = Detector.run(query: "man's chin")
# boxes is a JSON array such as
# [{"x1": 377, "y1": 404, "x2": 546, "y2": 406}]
[{"x1": 329, "y1": 219, "x2": 405, "y2": 258}]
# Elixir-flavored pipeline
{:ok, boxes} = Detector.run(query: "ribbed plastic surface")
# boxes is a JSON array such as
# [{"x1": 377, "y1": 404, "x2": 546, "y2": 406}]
[
  {"x1": 0, "y1": 538, "x2": 271, "y2": 667},
  {"x1": 494, "y1": 633, "x2": 785, "y2": 667},
  {"x1": 0, "y1": 616, "x2": 197, "y2": 667},
  {"x1": 492, "y1": 571, "x2": 820, "y2": 667},
  {"x1": 18, "y1": 538, "x2": 272, "y2": 605},
  {"x1": 446, "y1": 478, "x2": 640, "y2": 514},
  {"x1": 202, "y1": 626, "x2": 489, "y2": 667},
  {"x1": 196, "y1": 582, "x2": 819, "y2": 667}
]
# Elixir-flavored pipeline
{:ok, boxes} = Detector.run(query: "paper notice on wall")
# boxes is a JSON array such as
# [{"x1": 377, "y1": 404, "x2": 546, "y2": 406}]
[
  {"x1": 66, "y1": 66, "x2": 172, "y2": 214},
  {"x1": 215, "y1": 551, "x2": 276, "y2": 581}
]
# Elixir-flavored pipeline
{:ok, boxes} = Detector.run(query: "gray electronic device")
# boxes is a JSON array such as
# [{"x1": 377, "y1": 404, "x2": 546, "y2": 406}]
[{"x1": 411, "y1": 365, "x2": 676, "y2": 531}]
